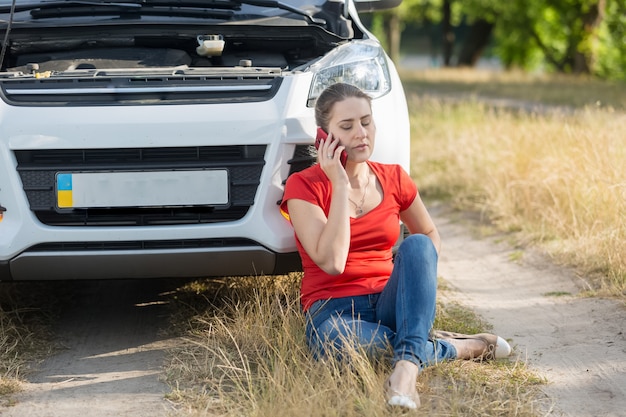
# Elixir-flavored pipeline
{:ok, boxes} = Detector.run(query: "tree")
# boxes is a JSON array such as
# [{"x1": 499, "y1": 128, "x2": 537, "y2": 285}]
[
  {"x1": 459, "y1": 0, "x2": 624, "y2": 78},
  {"x1": 374, "y1": 0, "x2": 625, "y2": 80},
  {"x1": 442, "y1": 0, "x2": 454, "y2": 66},
  {"x1": 457, "y1": 19, "x2": 493, "y2": 67},
  {"x1": 588, "y1": 0, "x2": 626, "y2": 80},
  {"x1": 490, "y1": 0, "x2": 606, "y2": 74},
  {"x1": 370, "y1": 0, "x2": 444, "y2": 64}
]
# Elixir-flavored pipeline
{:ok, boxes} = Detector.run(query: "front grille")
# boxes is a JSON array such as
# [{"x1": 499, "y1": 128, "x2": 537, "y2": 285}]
[
  {"x1": 1, "y1": 73, "x2": 282, "y2": 106},
  {"x1": 276, "y1": 144, "x2": 317, "y2": 206},
  {"x1": 287, "y1": 144, "x2": 317, "y2": 177},
  {"x1": 15, "y1": 146, "x2": 266, "y2": 226}
]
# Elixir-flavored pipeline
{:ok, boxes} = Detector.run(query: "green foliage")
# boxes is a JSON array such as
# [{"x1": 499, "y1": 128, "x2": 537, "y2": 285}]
[
  {"x1": 398, "y1": 0, "x2": 442, "y2": 23},
  {"x1": 389, "y1": 0, "x2": 464, "y2": 26},
  {"x1": 456, "y1": 0, "x2": 500, "y2": 22},
  {"x1": 477, "y1": 0, "x2": 598, "y2": 73},
  {"x1": 591, "y1": 0, "x2": 626, "y2": 80},
  {"x1": 368, "y1": 13, "x2": 387, "y2": 49},
  {"x1": 491, "y1": 1, "x2": 544, "y2": 71},
  {"x1": 393, "y1": 0, "x2": 625, "y2": 80}
]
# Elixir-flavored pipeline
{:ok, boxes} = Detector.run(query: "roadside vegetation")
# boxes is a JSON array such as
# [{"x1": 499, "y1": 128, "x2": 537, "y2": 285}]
[
  {"x1": 400, "y1": 68, "x2": 626, "y2": 110},
  {"x1": 379, "y1": 1, "x2": 625, "y2": 82},
  {"x1": 0, "y1": 307, "x2": 25, "y2": 404},
  {"x1": 0, "y1": 284, "x2": 56, "y2": 406},
  {"x1": 164, "y1": 274, "x2": 546, "y2": 416},
  {"x1": 402, "y1": 68, "x2": 625, "y2": 297}
]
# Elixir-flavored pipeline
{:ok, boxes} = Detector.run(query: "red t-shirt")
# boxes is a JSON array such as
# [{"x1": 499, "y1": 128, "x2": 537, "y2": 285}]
[{"x1": 280, "y1": 161, "x2": 417, "y2": 310}]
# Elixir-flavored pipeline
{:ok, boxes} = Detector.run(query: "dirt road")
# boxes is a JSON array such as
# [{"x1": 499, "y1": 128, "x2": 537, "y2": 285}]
[
  {"x1": 2, "y1": 279, "x2": 179, "y2": 417},
  {"x1": 431, "y1": 205, "x2": 626, "y2": 417},
  {"x1": 3, "y1": 207, "x2": 625, "y2": 417}
]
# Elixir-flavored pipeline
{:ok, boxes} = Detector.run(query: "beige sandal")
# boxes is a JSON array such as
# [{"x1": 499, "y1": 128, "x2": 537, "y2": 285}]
[{"x1": 433, "y1": 330, "x2": 512, "y2": 360}]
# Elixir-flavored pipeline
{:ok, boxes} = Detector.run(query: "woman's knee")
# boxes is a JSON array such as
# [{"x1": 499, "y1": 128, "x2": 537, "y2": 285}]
[{"x1": 397, "y1": 234, "x2": 437, "y2": 260}]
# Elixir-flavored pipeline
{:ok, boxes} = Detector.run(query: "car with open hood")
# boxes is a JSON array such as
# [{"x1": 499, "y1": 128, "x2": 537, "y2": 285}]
[{"x1": 0, "y1": 0, "x2": 410, "y2": 280}]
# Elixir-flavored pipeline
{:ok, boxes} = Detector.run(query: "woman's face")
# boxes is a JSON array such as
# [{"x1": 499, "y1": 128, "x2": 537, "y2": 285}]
[{"x1": 327, "y1": 97, "x2": 376, "y2": 164}]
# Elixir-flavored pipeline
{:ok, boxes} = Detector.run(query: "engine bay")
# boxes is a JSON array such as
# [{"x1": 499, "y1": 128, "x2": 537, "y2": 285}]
[{"x1": 1, "y1": 24, "x2": 348, "y2": 74}]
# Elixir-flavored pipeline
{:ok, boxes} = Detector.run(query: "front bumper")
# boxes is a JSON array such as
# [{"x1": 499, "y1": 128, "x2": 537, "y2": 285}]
[{"x1": 0, "y1": 246, "x2": 302, "y2": 281}]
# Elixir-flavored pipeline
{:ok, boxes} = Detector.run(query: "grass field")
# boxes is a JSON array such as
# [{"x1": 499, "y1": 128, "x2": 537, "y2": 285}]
[
  {"x1": 400, "y1": 68, "x2": 626, "y2": 111},
  {"x1": 402, "y1": 68, "x2": 625, "y2": 296}
]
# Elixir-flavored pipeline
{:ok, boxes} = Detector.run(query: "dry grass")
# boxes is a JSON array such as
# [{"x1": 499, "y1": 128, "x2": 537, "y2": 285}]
[
  {"x1": 0, "y1": 284, "x2": 56, "y2": 405},
  {"x1": 403, "y1": 71, "x2": 626, "y2": 297},
  {"x1": 0, "y1": 308, "x2": 26, "y2": 402},
  {"x1": 400, "y1": 68, "x2": 626, "y2": 111},
  {"x1": 164, "y1": 274, "x2": 546, "y2": 416}
]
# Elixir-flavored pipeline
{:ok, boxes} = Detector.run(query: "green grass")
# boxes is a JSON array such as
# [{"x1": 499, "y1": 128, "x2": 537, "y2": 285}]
[{"x1": 542, "y1": 292, "x2": 572, "y2": 297}]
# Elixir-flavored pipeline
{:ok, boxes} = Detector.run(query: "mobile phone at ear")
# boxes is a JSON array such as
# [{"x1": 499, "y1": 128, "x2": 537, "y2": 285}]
[{"x1": 315, "y1": 127, "x2": 347, "y2": 168}]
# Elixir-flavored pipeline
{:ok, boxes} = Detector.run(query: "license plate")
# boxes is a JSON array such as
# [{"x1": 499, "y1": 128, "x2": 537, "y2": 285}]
[{"x1": 56, "y1": 170, "x2": 229, "y2": 209}]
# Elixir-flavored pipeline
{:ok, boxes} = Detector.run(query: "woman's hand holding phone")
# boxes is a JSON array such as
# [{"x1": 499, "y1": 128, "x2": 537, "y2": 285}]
[{"x1": 315, "y1": 127, "x2": 348, "y2": 168}]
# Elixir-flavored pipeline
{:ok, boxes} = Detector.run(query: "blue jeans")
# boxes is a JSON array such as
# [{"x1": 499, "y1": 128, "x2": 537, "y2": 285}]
[{"x1": 304, "y1": 234, "x2": 457, "y2": 369}]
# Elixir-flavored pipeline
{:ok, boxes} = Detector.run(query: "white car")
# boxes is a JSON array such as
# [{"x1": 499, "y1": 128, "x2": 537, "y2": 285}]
[{"x1": 0, "y1": 0, "x2": 410, "y2": 280}]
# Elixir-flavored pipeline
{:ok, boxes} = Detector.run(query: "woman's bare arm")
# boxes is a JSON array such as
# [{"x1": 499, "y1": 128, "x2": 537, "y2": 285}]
[
  {"x1": 399, "y1": 192, "x2": 441, "y2": 254},
  {"x1": 287, "y1": 184, "x2": 351, "y2": 275}
]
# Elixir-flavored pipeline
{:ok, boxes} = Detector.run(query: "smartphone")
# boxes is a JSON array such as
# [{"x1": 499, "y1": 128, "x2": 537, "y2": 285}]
[{"x1": 315, "y1": 127, "x2": 347, "y2": 168}]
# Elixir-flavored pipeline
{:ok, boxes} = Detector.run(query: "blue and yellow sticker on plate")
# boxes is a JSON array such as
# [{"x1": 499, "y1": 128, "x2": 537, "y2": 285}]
[{"x1": 56, "y1": 173, "x2": 73, "y2": 208}]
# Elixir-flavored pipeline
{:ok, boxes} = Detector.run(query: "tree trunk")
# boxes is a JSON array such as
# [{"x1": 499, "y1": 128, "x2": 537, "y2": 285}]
[
  {"x1": 386, "y1": 11, "x2": 402, "y2": 64},
  {"x1": 457, "y1": 19, "x2": 494, "y2": 67},
  {"x1": 442, "y1": 0, "x2": 454, "y2": 66},
  {"x1": 574, "y1": 0, "x2": 606, "y2": 74}
]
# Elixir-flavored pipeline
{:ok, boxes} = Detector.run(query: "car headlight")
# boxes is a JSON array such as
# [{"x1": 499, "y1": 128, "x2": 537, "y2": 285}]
[{"x1": 307, "y1": 39, "x2": 392, "y2": 107}]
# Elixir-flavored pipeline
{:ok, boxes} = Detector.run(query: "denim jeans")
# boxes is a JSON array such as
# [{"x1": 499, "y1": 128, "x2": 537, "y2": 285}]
[{"x1": 304, "y1": 234, "x2": 457, "y2": 369}]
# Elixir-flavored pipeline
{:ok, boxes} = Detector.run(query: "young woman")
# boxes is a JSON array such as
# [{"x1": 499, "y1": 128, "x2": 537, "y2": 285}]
[{"x1": 280, "y1": 83, "x2": 510, "y2": 409}]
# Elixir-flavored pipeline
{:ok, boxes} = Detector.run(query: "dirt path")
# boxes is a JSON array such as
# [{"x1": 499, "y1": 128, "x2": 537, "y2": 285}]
[
  {"x1": 431, "y1": 205, "x2": 626, "y2": 417},
  {"x1": 3, "y1": 279, "x2": 179, "y2": 417}
]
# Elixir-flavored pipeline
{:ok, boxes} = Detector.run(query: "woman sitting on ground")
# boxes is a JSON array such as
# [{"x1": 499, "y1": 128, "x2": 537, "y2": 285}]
[{"x1": 280, "y1": 82, "x2": 511, "y2": 410}]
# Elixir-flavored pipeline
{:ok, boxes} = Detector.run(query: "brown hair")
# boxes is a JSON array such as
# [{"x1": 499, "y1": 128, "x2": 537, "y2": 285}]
[{"x1": 314, "y1": 83, "x2": 372, "y2": 132}]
